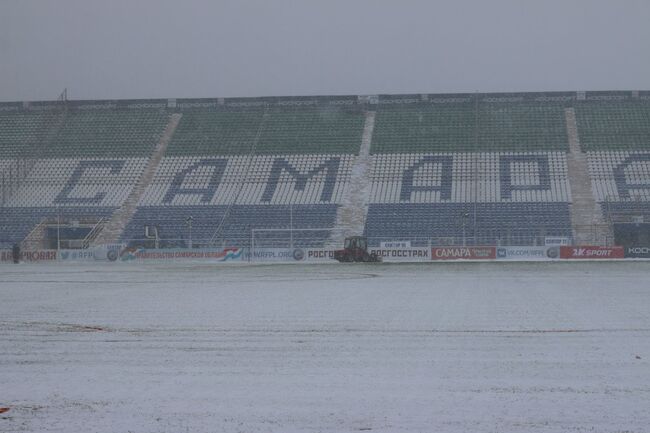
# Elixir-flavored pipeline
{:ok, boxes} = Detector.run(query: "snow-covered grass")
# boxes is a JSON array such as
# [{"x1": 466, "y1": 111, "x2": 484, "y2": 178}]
[{"x1": 1, "y1": 261, "x2": 649, "y2": 432}]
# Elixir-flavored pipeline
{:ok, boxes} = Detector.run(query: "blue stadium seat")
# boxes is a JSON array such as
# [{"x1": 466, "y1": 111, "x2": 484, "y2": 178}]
[
  {"x1": 364, "y1": 203, "x2": 572, "y2": 246},
  {"x1": 0, "y1": 207, "x2": 115, "y2": 248}
]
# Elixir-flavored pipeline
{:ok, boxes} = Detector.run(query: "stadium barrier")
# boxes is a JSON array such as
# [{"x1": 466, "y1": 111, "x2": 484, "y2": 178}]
[
  {"x1": 4, "y1": 244, "x2": 648, "y2": 264},
  {"x1": 244, "y1": 247, "x2": 434, "y2": 262},
  {"x1": 300, "y1": 247, "x2": 432, "y2": 262}
]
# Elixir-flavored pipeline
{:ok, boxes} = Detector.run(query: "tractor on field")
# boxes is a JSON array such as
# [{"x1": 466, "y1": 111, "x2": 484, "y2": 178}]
[{"x1": 333, "y1": 236, "x2": 381, "y2": 263}]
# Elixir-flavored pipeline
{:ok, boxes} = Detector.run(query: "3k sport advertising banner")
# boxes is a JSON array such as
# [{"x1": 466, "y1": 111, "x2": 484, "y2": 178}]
[{"x1": 559, "y1": 246, "x2": 625, "y2": 259}]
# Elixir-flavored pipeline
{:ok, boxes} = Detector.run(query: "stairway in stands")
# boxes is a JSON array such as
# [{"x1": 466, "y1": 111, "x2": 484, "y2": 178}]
[
  {"x1": 327, "y1": 111, "x2": 376, "y2": 246},
  {"x1": 92, "y1": 113, "x2": 182, "y2": 245},
  {"x1": 564, "y1": 108, "x2": 612, "y2": 245}
]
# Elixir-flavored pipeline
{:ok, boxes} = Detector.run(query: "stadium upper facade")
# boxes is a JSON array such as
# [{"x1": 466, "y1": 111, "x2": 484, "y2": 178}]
[{"x1": 1, "y1": 90, "x2": 649, "y2": 249}]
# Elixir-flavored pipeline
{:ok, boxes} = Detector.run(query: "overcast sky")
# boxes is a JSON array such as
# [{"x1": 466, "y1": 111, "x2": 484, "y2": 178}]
[{"x1": 1, "y1": 0, "x2": 649, "y2": 102}]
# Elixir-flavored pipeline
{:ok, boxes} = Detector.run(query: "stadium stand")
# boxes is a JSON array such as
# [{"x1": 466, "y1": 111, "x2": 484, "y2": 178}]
[
  {"x1": 576, "y1": 100, "x2": 650, "y2": 152},
  {"x1": 165, "y1": 110, "x2": 263, "y2": 156},
  {"x1": 0, "y1": 104, "x2": 170, "y2": 248},
  {"x1": 0, "y1": 110, "x2": 58, "y2": 158},
  {"x1": 1, "y1": 91, "x2": 648, "y2": 249},
  {"x1": 365, "y1": 94, "x2": 574, "y2": 245},
  {"x1": 124, "y1": 104, "x2": 364, "y2": 246},
  {"x1": 0, "y1": 206, "x2": 115, "y2": 248},
  {"x1": 41, "y1": 109, "x2": 169, "y2": 158},
  {"x1": 364, "y1": 203, "x2": 571, "y2": 246},
  {"x1": 166, "y1": 106, "x2": 364, "y2": 155},
  {"x1": 576, "y1": 97, "x2": 650, "y2": 227},
  {"x1": 123, "y1": 204, "x2": 337, "y2": 248},
  {"x1": 371, "y1": 100, "x2": 568, "y2": 154}
]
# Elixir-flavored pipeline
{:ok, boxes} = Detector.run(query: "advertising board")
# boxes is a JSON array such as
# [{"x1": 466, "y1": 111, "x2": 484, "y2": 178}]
[
  {"x1": 248, "y1": 247, "x2": 431, "y2": 263},
  {"x1": 119, "y1": 247, "x2": 244, "y2": 262},
  {"x1": 560, "y1": 246, "x2": 624, "y2": 259},
  {"x1": 0, "y1": 250, "x2": 58, "y2": 263},
  {"x1": 245, "y1": 248, "x2": 304, "y2": 262},
  {"x1": 300, "y1": 247, "x2": 430, "y2": 262},
  {"x1": 94, "y1": 244, "x2": 125, "y2": 261},
  {"x1": 303, "y1": 249, "x2": 337, "y2": 262},
  {"x1": 58, "y1": 249, "x2": 97, "y2": 261},
  {"x1": 431, "y1": 246, "x2": 496, "y2": 260},
  {"x1": 496, "y1": 246, "x2": 560, "y2": 260},
  {"x1": 624, "y1": 246, "x2": 650, "y2": 258},
  {"x1": 380, "y1": 241, "x2": 411, "y2": 249},
  {"x1": 545, "y1": 237, "x2": 570, "y2": 246},
  {"x1": 369, "y1": 247, "x2": 430, "y2": 262}
]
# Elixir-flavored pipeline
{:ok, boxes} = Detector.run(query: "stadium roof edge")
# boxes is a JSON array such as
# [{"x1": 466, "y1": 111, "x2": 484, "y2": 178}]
[{"x1": 1, "y1": 90, "x2": 649, "y2": 112}]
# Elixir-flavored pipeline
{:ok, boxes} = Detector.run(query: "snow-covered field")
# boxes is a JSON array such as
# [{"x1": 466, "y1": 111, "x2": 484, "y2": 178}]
[{"x1": 1, "y1": 261, "x2": 649, "y2": 433}]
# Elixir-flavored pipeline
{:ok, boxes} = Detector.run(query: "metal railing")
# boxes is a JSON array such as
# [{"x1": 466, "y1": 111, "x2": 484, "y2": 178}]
[{"x1": 82, "y1": 218, "x2": 106, "y2": 249}]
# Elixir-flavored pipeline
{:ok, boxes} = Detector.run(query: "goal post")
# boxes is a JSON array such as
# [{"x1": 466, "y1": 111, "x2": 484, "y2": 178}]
[
  {"x1": 251, "y1": 227, "x2": 341, "y2": 249},
  {"x1": 249, "y1": 227, "x2": 357, "y2": 262}
]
